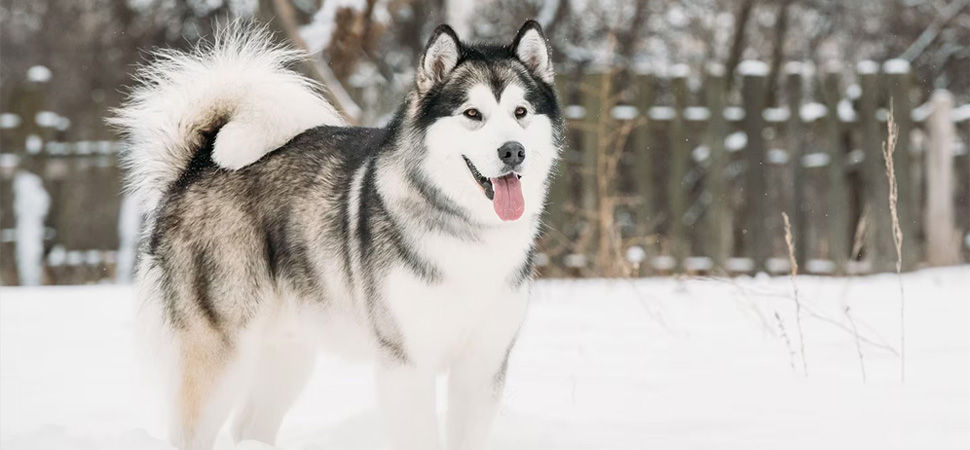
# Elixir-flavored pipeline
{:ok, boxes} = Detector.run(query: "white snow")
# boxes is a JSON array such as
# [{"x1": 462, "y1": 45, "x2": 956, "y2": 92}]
[
  {"x1": 2, "y1": 268, "x2": 970, "y2": 449},
  {"x1": 668, "y1": 63, "x2": 690, "y2": 79},
  {"x1": 12, "y1": 171, "x2": 50, "y2": 286},
  {"x1": 691, "y1": 145, "x2": 710, "y2": 162},
  {"x1": 610, "y1": 105, "x2": 638, "y2": 120},
  {"x1": 848, "y1": 149, "x2": 865, "y2": 165},
  {"x1": 763, "y1": 107, "x2": 791, "y2": 123},
  {"x1": 650, "y1": 255, "x2": 676, "y2": 270},
  {"x1": 648, "y1": 106, "x2": 676, "y2": 121},
  {"x1": 799, "y1": 102, "x2": 827, "y2": 122},
  {"x1": 806, "y1": 259, "x2": 837, "y2": 274},
  {"x1": 801, "y1": 152, "x2": 831, "y2": 168},
  {"x1": 725, "y1": 257, "x2": 755, "y2": 272},
  {"x1": 876, "y1": 107, "x2": 889, "y2": 122},
  {"x1": 856, "y1": 60, "x2": 879, "y2": 75},
  {"x1": 0, "y1": 153, "x2": 20, "y2": 169},
  {"x1": 564, "y1": 105, "x2": 586, "y2": 120},
  {"x1": 0, "y1": 113, "x2": 21, "y2": 129},
  {"x1": 846, "y1": 84, "x2": 862, "y2": 100},
  {"x1": 26, "y1": 65, "x2": 51, "y2": 83},
  {"x1": 911, "y1": 101, "x2": 932, "y2": 122},
  {"x1": 34, "y1": 111, "x2": 61, "y2": 128},
  {"x1": 725, "y1": 131, "x2": 747, "y2": 152},
  {"x1": 883, "y1": 59, "x2": 911, "y2": 75},
  {"x1": 838, "y1": 99, "x2": 857, "y2": 122},
  {"x1": 737, "y1": 60, "x2": 768, "y2": 77},
  {"x1": 116, "y1": 194, "x2": 142, "y2": 283},
  {"x1": 953, "y1": 104, "x2": 970, "y2": 123},
  {"x1": 683, "y1": 106, "x2": 710, "y2": 121},
  {"x1": 25, "y1": 135, "x2": 43, "y2": 154},
  {"x1": 706, "y1": 62, "x2": 725, "y2": 77},
  {"x1": 624, "y1": 246, "x2": 646, "y2": 264},
  {"x1": 767, "y1": 148, "x2": 789, "y2": 164},
  {"x1": 563, "y1": 253, "x2": 586, "y2": 268},
  {"x1": 784, "y1": 61, "x2": 804, "y2": 75},
  {"x1": 300, "y1": 0, "x2": 370, "y2": 53},
  {"x1": 683, "y1": 256, "x2": 713, "y2": 271},
  {"x1": 723, "y1": 106, "x2": 745, "y2": 121}
]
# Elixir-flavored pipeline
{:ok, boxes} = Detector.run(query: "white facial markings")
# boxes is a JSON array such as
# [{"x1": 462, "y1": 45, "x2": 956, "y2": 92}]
[
  {"x1": 459, "y1": 85, "x2": 497, "y2": 128},
  {"x1": 423, "y1": 81, "x2": 558, "y2": 224}
]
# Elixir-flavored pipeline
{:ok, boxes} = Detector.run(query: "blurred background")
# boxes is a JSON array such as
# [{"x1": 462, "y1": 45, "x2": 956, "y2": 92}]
[{"x1": 1, "y1": 0, "x2": 968, "y2": 285}]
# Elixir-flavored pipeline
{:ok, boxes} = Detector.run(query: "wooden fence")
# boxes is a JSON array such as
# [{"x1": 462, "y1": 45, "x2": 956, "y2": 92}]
[
  {"x1": 1, "y1": 60, "x2": 969, "y2": 284},
  {"x1": 544, "y1": 60, "x2": 970, "y2": 277}
]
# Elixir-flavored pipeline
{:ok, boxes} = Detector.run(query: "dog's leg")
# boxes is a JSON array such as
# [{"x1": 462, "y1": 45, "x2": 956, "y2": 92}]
[
  {"x1": 170, "y1": 325, "x2": 243, "y2": 450},
  {"x1": 444, "y1": 348, "x2": 509, "y2": 450},
  {"x1": 445, "y1": 294, "x2": 526, "y2": 450},
  {"x1": 230, "y1": 335, "x2": 315, "y2": 444},
  {"x1": 375, "y1": 361, "x2": 441, "y2": 450}
]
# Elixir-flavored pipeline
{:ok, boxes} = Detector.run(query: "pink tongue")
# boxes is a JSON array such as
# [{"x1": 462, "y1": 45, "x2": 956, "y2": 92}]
[{"x1": 490, "y1": 174, "x2": 525, "y2": 221}]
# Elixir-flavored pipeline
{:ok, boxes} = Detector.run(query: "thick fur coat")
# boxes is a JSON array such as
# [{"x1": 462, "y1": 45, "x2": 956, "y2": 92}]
[{"x1": 111, "y1": 21, "x2": 563, "y2": 450}]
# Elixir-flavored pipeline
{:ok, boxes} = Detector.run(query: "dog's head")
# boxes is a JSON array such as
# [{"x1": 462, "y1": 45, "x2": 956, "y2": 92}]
[{"x1": 410, "y1": 20, "x2": 563, "y2": 224}]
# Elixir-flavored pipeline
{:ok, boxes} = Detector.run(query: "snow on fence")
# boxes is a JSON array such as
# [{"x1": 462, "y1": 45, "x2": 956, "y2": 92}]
[
  {"x1": 0, "y1": 61, "x2": 969, "y2": 284},
  {"x1": 544, "y1": 60, "x2": 970, "y2": 277}
]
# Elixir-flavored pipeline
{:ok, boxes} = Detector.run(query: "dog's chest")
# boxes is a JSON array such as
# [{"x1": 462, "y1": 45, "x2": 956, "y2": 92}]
[{"x1": 380, "y1": 227, "x2": 532, "y2": 366}]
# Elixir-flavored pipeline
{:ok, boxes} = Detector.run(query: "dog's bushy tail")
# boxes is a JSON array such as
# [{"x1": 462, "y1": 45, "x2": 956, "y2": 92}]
[{"x1": 109, "y1": 22, "x2": 342, "y2": 212}]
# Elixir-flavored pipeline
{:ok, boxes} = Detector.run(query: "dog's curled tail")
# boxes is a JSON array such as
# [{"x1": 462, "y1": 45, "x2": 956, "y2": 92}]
[{"x1": 109, "y1": 23, "x2": 342, "y2": 211}]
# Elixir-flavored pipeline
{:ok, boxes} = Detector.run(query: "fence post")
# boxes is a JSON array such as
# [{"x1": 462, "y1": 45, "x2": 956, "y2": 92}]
[
  {"x1": 858, "y1": 61, "x2": 893, "y2": 272},
  {"x1": 704, "y1": 64, "x2": 730, "y2": 270},
  {"x1": 821, "y1": 67, "x2": 849, "y2": 274},
  {"x1": 740, "y1": 61, "x2": 770, "y2": 272},
  {"x1": 633, "y1": 71, "x2": 654, "y2": 237},
  {"x1": 925, "y1": 89, "x2": 960, "y2": 265},
  {"x1": 883, "y1": 60, "x2": 917, "y2": 270},
  {"x1": 666, "y1": 67, "x2": 690, "y2": 271},
  {"x1": 581, "y1": 71, "x2": 605, "y2": 256},
  {"x1": 785, "y1": 62, "x2": 808, "y2": 267}
]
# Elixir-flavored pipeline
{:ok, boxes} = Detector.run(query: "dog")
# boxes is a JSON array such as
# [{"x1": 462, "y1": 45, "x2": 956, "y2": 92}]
[{"x1": 111, "y1": 20, "x2": 563, "y2": 450}]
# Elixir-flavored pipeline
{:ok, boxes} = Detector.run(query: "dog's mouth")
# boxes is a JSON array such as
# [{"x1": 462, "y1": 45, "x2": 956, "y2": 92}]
[{"x1": 462, "y1": 156, "x2": 525, "y2": 222}]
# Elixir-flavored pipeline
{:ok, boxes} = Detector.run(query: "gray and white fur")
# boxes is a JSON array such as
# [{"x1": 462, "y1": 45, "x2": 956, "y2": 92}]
[{"x1": 111, "y1": 20, "x2": 563, "y2": 450}]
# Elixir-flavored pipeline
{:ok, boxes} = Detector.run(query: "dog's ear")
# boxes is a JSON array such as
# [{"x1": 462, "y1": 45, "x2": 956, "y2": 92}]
[
  {"x1": 511, "y1": 20, "x2": 553, "y2": 83},
  {"x1": 418, "y1": 25, "x2": 461, "y2": 93}
]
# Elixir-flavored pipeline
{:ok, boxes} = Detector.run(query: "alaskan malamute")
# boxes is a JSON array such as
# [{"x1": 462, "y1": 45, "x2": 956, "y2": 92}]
[{"x1": 111, "y1": 20, "x2": 562, "y2": 450}]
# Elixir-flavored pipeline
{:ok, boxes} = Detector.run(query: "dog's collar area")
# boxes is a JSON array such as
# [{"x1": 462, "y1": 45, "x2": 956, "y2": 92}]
[{"x1": 462, "y1": 155, "x2": 495, "y2": 200}]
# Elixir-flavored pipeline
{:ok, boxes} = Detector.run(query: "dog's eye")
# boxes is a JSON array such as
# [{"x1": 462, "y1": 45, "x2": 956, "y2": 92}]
[
  {"x1": 463, "y1": 108, "x2": 482, "y2": 121},
  {"x1": 514, "y1": 107, "x2": 528, "y2": 119}
]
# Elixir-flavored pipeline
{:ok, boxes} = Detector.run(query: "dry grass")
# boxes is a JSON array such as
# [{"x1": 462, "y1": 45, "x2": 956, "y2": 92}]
[
  {"x1": 773, "y1": 310, "x2": 797, "y2": 373},
  {"x1": 882, "y1": 101, "x2": 905, "y2": 382},
  {"x1": 570, "y1": 52, "x2": 646, "y2": 278},
  {"x1": 850, "y1": 205, "x2": 870, "y2": 262},
  {"x1": 844, "y1": 305, "x2": 867, "y2": 383},
  {"x1": 782, "y1": 212, "x2": 808, "y2": 376}
]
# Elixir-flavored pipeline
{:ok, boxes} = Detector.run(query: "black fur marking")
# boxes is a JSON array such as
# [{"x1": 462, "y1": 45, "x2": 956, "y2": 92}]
[
  {"x1": 154, "y1": 257, "x2": 186, "y2": 330},
  {"x1": 413, "y1": 41, "x2": 562, "y2": 131},
  {"x1": 192, "y1": 250, "x2": 222, "y2": 329},
  {"x1": 356, "y1": 158, "x2": 378, "y2": 273},
  {"x1": 407, "y1": 169, "x2": 471, "y2": 222},
  {"x1": 148, "y1": 127, "x2": 222, "y2": 257},
  {"x1": 169, "y1": 128, "x2": 221, "y2": 196},
  {"x1": 263, "y1": 213, "x2": 325, "y2": 301},
  {"x1": 362, "y1": 272, "x2": 409, "y2": 364},
  {"x1": 359, "y1": 158, "x2": 442, "y2": 284},
  {"x1": 492, "y1": 344, "x2": 514, "y2": 394},
  {"x1": 510, "y1": 246, "x2": 536, "y2": 288}
]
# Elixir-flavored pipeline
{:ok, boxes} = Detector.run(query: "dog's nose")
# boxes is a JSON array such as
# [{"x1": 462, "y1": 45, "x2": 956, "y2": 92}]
[{"x1": 497, "y1": 141, "x2": 525, "y2": 167}]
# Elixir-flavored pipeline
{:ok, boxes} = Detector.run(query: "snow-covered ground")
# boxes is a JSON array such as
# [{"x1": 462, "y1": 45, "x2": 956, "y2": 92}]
[{"x1": 2, "y1": 267, "x2": 969, "y2": 449}]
